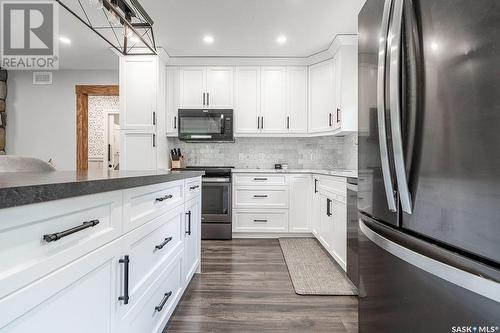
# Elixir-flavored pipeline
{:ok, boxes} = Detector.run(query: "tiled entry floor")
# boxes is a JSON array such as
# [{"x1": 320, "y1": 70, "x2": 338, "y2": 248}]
[{"x1": 163, "y1": 239, "x2": 358, "y2": 332}]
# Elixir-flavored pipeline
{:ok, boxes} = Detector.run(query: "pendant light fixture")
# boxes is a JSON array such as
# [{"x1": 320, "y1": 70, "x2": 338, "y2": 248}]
[{"x1": 56, "y1": 0, "x2": 156, "y2": 55}]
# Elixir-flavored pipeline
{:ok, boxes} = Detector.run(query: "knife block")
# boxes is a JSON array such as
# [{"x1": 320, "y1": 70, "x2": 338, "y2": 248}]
[{"x1": 171, "y1": 156, "x2": 185, "y2": 169}]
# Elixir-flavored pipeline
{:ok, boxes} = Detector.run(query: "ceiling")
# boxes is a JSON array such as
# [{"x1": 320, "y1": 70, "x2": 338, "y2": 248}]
[
  {"x1": 56, "y1": 0, "x2": 365, "y2": 70},
  {"x1": 140, "y1": 0, "x2": 366, "y2": 57},
  {"x1": 58, "y1": 4, "x2": 119, "y2": 70}
]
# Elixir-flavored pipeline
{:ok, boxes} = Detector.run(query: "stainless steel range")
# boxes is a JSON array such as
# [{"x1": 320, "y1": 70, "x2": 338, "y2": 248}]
[{"x1": 184, "y1": 166, "x2": 233, "y2": 240}]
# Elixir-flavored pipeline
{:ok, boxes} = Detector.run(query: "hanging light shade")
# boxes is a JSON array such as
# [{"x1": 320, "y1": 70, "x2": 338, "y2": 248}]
[{"x1": 56, "y1": 0, "x2": 156, "y2": 55}]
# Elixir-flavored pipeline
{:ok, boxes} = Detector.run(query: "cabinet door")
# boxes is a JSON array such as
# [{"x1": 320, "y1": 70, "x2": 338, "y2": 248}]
[
  {"x1": 121, "y1": 132, "x2": 157, "y2": 170},
  {"x1": 289, "y1": 175, "x2": 311, "y2": 232},
  {"x1": 182, "y1": 196, "x2": 201, "y2": 287},
  {"x1": 333, "y1": 55, "x2": 342, "y2": 130},
  {"x1": 311, "y1": 181, "x2": 321, "y2": 238},
  {"x1": 287, "y1": 67, "x2": 308, "y2": 133},
  {"x1": 332, "y1": 199, "x2": 347, "y2": 270},
  {"x1": 179, "y1": 67, "x2": 206, "y2": 108},
  {"x1": 206, "y1": 67, "x2": 233, "y2": 109},
  {"x1": 0, "y1": 241, "x2": 119, "y2": 333},
  {"x1": 260, "y1": 67, "x2": 287, "y2": 133},
  {"x1": 166, "y1": 67, "x2": 179, "y2": 135},
  {"x1": 234, "y1": 67, "x2": 260, "y2": 134},
  {"x1": 318, "y1": 194, "x2": 334, "y2": 251},
  {"x1": 308, "y1": 60, "x2": 334, "y2": 133},
  {"x1": 120, "y1": 56, "x2": 157, "y2": 130}
]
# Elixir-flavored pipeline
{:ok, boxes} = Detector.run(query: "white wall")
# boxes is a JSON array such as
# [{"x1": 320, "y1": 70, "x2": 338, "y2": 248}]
[{"x1": 6, "y1": 70, "x2": 118, "y2": 170}]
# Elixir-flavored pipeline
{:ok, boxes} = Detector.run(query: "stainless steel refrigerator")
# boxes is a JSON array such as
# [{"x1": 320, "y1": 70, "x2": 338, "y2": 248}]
[{"x1": 358, "y1": 0, "x2": 500, "y2": 331}]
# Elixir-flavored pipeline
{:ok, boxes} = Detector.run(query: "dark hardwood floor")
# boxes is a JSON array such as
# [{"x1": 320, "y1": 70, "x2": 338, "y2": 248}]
[{"x1": 164, "y1": 239, "x2": 358, "y2": 333}]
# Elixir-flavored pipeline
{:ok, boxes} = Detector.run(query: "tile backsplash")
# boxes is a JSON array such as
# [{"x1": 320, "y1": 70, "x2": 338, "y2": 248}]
[{"x1": 168, "y1": 134, "x2": 357, "y2": 170}]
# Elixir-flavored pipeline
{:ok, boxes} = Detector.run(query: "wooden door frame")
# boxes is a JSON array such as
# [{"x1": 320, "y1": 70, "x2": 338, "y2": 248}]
[{"x1": 76, "y1": 85, "x2": 119, "y2": 171}]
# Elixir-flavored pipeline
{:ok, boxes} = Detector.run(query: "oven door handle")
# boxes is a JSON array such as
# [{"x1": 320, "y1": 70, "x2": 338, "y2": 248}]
[{"x1": 202, "y1": 177, "x2": 231, "y2": 183}]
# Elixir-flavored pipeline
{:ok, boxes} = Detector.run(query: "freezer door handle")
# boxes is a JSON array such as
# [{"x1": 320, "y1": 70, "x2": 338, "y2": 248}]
[
  {"x1": 359, "y1": 217, "x2": 500, "y2": 303},
  {"x1": 389, "y1": 0, "x2": 412, "y2": 214},
  {"x1": 376, "y1": 0, "x2": 397, "y2": 212}
]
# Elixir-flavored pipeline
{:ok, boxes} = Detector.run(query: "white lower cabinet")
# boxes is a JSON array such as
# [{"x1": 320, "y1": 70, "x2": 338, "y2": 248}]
[
  {"x1": 232, "y1": 172, "x2": 348, "y2": 271},
  {"x1": 315, "y1": 175, "x2": 347, "y2": 271},
  {"x1": 311, "y1": 179, "x2": 321, "y2": 238},
  {"x1": 233, "y1": 209, "x2": 289, "y2": 232},
  {"x1": 289, "y1": 175, "x2": 311, "y2": 232},
  {"x1": 0, "y1": 177, "x2": 202, "y2": 333},
  {"x1": 0, "y1": 240, "x2": 120, "y2": 332},
  {"x1": 182, "y1": 196, "x2": 201, "y2": 286}
]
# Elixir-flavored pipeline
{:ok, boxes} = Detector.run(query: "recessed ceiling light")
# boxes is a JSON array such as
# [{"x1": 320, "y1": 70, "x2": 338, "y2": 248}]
[
  {"x1": 59, "y1": 36, "x2": 71, "y2": 45},
  {"x1": 203, "y1": 35, "x2": 214, "y2": 44},
  {"x1": 277, "y1": 35, "x2": 287, "y2": 44}
]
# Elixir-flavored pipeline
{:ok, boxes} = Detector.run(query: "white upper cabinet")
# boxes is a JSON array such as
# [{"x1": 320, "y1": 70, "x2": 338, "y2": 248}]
[
  {"x1": 166, "y1": 67, "x2": 179, "y2": 135},
  {"x1": 334, "y1": 44, "x2": 358, "y2": 134},
  {"x1": 286, "y1": 66, "x2": 308, "y2": 133},
  {"x1": 234, "y1": 67, "x2": 261, "y2": 134},
  {"x1": 179, "y1": 66, "x2": 233, "y2": 109},
  {"x1": 260, "y1": 67, "x2": 287, "y2": 133},
  {"x1": 179, "y1": 67, "x2": 206, "y2": 109},
  {"x1": 120, "y1": 56, "x2": 158, "y2": 130},
  {"x1": 308, "y1": 41, "x2": 358, "y2": 136},
  {"x1": 308, "y1": 59, "x2": 335, "y2": 134},
  {"x1": 206, "y1": 67, "x2": 234, "y2": 109}
]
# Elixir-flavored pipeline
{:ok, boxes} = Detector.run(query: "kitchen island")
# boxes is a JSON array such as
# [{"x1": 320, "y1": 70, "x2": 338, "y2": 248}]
[{"x1": 0, "y1": 170, "x2": 203, "y2": 333}]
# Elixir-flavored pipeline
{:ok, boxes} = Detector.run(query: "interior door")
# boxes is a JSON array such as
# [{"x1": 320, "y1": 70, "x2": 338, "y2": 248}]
[
  {"x1": 206, "y1": 67, "x2": 233, "y2": 109},
  {"x1": 179, "y1": 67, "x2": 206, "y2": 109},
  {"x1": 260, "y1": 67, "x2": 287, "y2": 133},
  {"x1": 234, "y1": 67, "x2": 261, "y2": 134},
  {"x1": 400, "y1": 0, "x2": 500, "y2": 264},
  {"x1": 357, "y1": 0, "x2": 398, "y2": 226}
]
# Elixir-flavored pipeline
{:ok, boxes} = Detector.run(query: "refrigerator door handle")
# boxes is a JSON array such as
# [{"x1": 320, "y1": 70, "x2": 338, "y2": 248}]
[
  {"x1": 359, "y1": 218, "x2": 500, "y2": 303},
  {"x1": 377, "y1": 0, "x2": 397, "y2": 212},
  {"x1": 389, "y1": 0, "x2": 413, "y2": 214}
]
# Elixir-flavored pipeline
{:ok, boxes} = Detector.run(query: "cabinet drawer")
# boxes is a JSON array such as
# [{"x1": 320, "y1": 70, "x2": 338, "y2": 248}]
[
  {"x1": 184, "y1": 177, "x2": 201, "y2": 202},
  {"x1": 122, "y1": 205, "x2": 183, "y2": 304},
  {"x1": 124, "y1": 180, "x2": 184, "y2": 232},
  {"x1": 233, "y1": 173, "x2": 287, "y2": 186},
  {"x1": 233, "y1": 209, "x2": 288, "y2": 232},
  {"x1": 0, "y1": 191, "x2": 122, "y2": 300},
  {"x1": 234, "y1": 187, "x2": 288, "y2": 209},
  {"x1": 0, "y1": 238, "x2": 120, "y2": 331},
  {"x1": 316, "y1": 175, "x2": 346, "y2": 199},
  {"x1": 118, "y1": 252, "x2": 183, "y2": 333}
]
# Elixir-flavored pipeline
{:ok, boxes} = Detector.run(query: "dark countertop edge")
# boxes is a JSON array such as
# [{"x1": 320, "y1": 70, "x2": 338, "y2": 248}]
[{"x1": 0, "y1": 171, "x2": 204, "y2": 210}]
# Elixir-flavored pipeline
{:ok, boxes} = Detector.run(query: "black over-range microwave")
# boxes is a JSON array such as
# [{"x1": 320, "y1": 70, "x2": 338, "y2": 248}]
[{"x1": 178, "y1": 109, "x2": 234, "y2": 142}]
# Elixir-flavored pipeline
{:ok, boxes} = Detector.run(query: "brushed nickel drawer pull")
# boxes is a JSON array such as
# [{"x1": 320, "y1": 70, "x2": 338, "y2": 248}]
[
  {"x1": 253, "y1": 177, "x2": 268, "y2": 181},
  {"x1": 253, "y1": 219, "x2": 268, "y2": 223},
  {"x1": 253, "y1": 195, "x2": 268, "y2": 198},
  {"x1": 189, "y1": 185, "x2": 200, "y2": 190}
]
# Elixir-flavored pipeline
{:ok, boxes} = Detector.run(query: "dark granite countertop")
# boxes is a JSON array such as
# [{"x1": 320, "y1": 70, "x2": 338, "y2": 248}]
[{"x1": 0, "y1": 170, "x2": 204, "y2": 209}]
